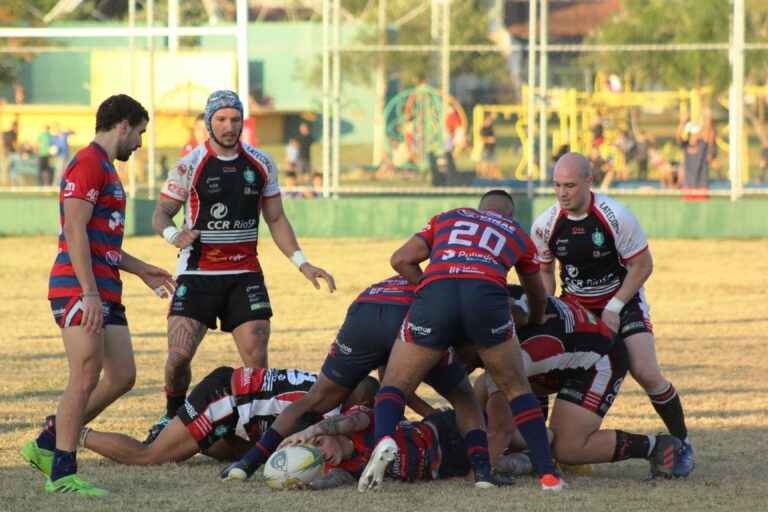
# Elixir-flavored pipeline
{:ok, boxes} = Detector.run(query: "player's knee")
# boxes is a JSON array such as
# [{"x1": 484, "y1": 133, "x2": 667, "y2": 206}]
[
  {"x1": 551, "y1": 439, "x2": 583, "y2": 465},
  {"x1": 113, "y1": 368, "x2": 136, "y2": 395},
  {"x1": 630, "y1": 364, "x2": 665, "y2": 392},
  {"x1": 165, "y1": 351, "x2": 192, "y2": 373}
]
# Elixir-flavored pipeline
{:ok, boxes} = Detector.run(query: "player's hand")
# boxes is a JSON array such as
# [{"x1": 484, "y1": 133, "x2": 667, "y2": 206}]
[
  {"x1": 278, "y1": 429, "x2": 316, "y2": 448},
  {"x1": 139, "y1": 264, "x2": 176, "y2": 298},
  {"x1": 174, "y1": 229, "x2": 200, "y2": 249},
  {"x1": 601, "y1": 309, "x2": 620, "y2": 333},
  {"x1": 80, "y1": 294, "x2": 104, "y2": 335},
  {"x1": 299, "y1": 263, "x2": 336, "y2": 293}
]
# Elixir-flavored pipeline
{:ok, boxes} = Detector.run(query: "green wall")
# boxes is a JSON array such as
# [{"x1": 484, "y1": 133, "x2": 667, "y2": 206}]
[{"x1": 0, "y1": 194, "x2": 765, "y2": 239}]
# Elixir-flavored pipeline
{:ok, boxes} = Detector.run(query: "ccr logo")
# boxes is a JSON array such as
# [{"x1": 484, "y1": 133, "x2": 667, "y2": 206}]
[{"x1": 210, "y1": 203, "x2": 228, "y2": 219}]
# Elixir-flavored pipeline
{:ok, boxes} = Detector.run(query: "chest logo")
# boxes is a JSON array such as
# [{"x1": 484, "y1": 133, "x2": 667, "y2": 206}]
[
  {"x1": 176, "y1": 284, "x2": 187, "y2": 297},
  {"x1": 211, "y1": 203, "x2": 228, "y2": 219},
  {"x1": 591, "y1": 230, "x2": 605, "y2": 246},
  {"x1": 244, "y1": 168, "x2": 256, "y2": 184}
]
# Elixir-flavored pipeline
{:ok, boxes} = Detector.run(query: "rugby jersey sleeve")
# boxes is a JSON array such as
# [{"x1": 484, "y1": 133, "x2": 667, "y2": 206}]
[
  {"x1": 261, "y1": 151, "x2": 281, "y2": 199},
  {"x1": 414, "y1": 215, "x2": 438, "y2": 248},
  {"x1": 530, "y1": 209, "x2": 555, "y2": 264},
  {"x1": 62, "y1": 156, "x2": 106, "y2": 204},
  {"x1": 610, "y1": 201, "x2": 649, "y2": 261},
  {"x1": 513, "y1": 233, "x2": 541, "y2": 275},
  {"x1": 160, "y1": 155, "x2": 192, "y2": 202}
]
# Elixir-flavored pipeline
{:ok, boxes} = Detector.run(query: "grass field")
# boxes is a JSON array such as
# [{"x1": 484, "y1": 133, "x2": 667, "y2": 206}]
[{"x1": 1, "y1": 235, "x2": 768, "y2": 511}]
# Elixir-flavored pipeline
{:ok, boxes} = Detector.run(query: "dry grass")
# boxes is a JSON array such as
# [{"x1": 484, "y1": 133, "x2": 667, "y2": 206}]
[{"x1": 1, "y1": 235, "x2": 767, "y2": 511}]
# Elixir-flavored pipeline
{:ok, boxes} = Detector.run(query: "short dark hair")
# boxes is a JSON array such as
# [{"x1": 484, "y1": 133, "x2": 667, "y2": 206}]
[
  {"x1": 480, "y1": 189, "x2": 514, "y2": 207},
  {"x1": 95, "y1": 94, "x2": 149, "y2": 133}
]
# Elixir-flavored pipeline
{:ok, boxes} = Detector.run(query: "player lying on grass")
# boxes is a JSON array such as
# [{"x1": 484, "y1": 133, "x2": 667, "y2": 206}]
[
  {"x1": 22, "y1": 366, "x2": 378, "y2": 472},
  {"x1": 277, "y1": 406, "x2": 533, "y2": 490},
  {"x1": 460, "y1": 285, "x2": 681, "y2": 480},
  {"x1": 220, "y1": 276, "x2": 502, "y2": 485}
]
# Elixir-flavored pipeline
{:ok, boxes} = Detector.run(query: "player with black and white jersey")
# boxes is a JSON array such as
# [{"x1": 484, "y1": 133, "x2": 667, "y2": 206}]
[
  {"x1": 76, "y1": 367, "x2": 379, "y2": 466},
  {"x1": 530, "y1": 152, "x2": 694, "y2": 478},
  {"x1": 146, "y1": 90, "x2": 335, "y2": 443}
]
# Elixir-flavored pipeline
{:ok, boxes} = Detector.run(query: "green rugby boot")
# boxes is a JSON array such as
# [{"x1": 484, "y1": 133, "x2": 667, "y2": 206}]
[
  {"x1": 20, "y1": 439, "x2": 53, "y2": 477},
  {"x1": 45, "y1": 474, "x2": 110, "y2": 496}
]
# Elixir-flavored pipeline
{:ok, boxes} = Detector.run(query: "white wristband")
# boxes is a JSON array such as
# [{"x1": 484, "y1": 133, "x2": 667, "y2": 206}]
[
  {"x1": 604, "y1": 297, "x2": 625, "y2": 314},
  {"x1": 162, "y1": 226, "x2": 180, "y2": 245},
  {"x1": 290, "y1": 250, "x2": 308, "y2": 269}
]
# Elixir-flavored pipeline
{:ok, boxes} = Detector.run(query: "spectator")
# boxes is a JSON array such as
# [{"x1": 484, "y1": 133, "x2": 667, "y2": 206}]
[
  {"x1": 634, "y1": 130, "x2": 650, "y2": 181},
  {"x1": 590, "y1": 115, "x2": 605, "y2": 147},
  {"x1": 285, "y1": 138, "x2": 299, "y2": 173},
  {"x1": 676, "y1": 106, "x2": 712, "y2": 200},
  {"x1": 3, "y1": 120, "x2": 19, "y2": 153},
  {"x1": 36, "y1": 125, "x2": 54, "y2": 186},
  {"x1": 50, "y1": 123, "x2": 75, "y2": 185},
  {"x1": 180, "y1": 114, "x2": 207, "y2": 157},
  {"x1": 477, "y1": 116, "x2": 499, "y2": 179},
  {"x1": 588, "y1": 145, "x2": 614, "y2": 190},
  {"x1": 296, "y1": 122, "x2": 314, "y2": 182}
]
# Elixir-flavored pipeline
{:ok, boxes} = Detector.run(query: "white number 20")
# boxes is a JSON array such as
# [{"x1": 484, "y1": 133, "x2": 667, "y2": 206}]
[{"x1": 447, "y1": 221, "x2": 506, "y2": 257}]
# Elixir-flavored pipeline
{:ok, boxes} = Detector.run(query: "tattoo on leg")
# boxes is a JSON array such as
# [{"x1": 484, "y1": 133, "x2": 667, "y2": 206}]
[
  {"x1": 250, "y1": 322, "x2": 271, "y2": 344},
  {"x1": 168, "y1": 317, "x2": 206, "y2": 358}
]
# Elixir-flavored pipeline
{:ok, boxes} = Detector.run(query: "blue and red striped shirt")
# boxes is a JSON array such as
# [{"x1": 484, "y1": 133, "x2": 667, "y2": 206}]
[
  {"x1": 48, "y1": 142, "x2": 126, "y2": 304},
  {"x1": 353, "y1": 276, "x2": 415, "y2": 306},
  {"x1": 326, "y1": 406, "x2": 440, "y2": 482},
  {"x1": 415, "y1": 208, "x2": 540, "y2": 290}
]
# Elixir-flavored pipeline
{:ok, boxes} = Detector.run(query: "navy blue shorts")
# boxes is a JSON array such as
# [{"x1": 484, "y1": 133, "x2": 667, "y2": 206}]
[
  {"x1": 169, "y1": 273, "x2": 272, "y2": 332},
  {"x1": 50, "y1": 296, "x2": 127, "y2": 328},
  {"x1": 321, "y1": 301, "x2": 465, "y2": 395},
  {"x1": 401, "y1": 279, "x2": 514, "y2": 350}
]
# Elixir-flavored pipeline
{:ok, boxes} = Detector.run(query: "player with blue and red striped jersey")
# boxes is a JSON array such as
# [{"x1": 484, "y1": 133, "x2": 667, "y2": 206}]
[
  {"x1": 219, "y1": 275, "x2": 468, "y2": 482},
  {"x1": 359, "y1": 190, "x2": 567, "y2": 493},
  {"x1": 20, "y1": 95, "x2": 175, "y2": 496}
]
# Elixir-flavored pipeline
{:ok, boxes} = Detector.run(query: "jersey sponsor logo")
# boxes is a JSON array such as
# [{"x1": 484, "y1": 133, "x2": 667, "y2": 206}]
[
  {"x1": 250, "y1": 151, "x2": 274, "y2": 173},
  {"x1": 214, "y1": 425, "x2": 229, "y2": 437},
  {"x1": 246, "y1": 285, "x2": 261, "y2": 292},
  {"x1": 177, "y1": 164, "x2": 187, "y2": 175},
  {"x1": 113, "y1": 182, "x2": 124, "y2": 200},
  {"x1": 448, "y1": 266, "x2": 484, "y2": 275},
  {"x1": 597, "y1": 201, "x2": 620, "y2": 233},
  {"x1": 249, "y1": 301, "x2": 270, "y2": 311},
  {"x1": 621, "y1": 321, "x2": 646, "y2": 334},
  {"x1": 490, "y1": 319, "x2": 513, "y2": 335},
  {"x1": 535, "y1": 227, "x2": 544, "y2": 239},
  {"x1": 176, "y1": 283, "x2": 188, "y2": 297},
  {"x1": 211, "y1": 202, "x2": 228, "y2": 219},
  {"x1": 571, "y1": 226, "x2": 585, "y2": 234},
  {"x1": 333, "y1": 338, "x2": 353, "y2": 355},
  {"x1": 207, "y1": 176, "x2": 221, "y2": 193},
  {"x1": 244, "y1": 168, "x2": 256, "y2": 184},
  {"x1": 63, "y1": 180, "x2": 76, "y2": 196},
  {"x1": 441, "y1": 249, "x2": 456, "y2": 260},
  {"x1": 566, "y1": 265, "x2": 579, "y2": 278},
  {"x1": 167, "y1": 183, "x2": 187, "y2": 198},
  {"x1": 222, "y1": 165, "x2": 237, "y2": 173},
  {"x1": 184, "y1": 400, "x2": 198, "y2": 419},
  {"x1": 233, "y1": 218, "x2": 257, "y2": 229},
  {"x1": 591, "y1": 230, "x2": 605, "y2": 246},
  {"x1": 108, "y1": 211, "x2": 123, "y2": 231},
  {"x1": 105, "y1": 250, "x2": 121, "y2": 266},
  {"x1": 86, "y1": 188, "x2": 99, "y2": 203}
]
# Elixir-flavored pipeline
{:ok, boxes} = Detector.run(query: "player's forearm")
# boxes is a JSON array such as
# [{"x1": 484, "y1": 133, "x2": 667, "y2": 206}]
[
  {"x1": 63, "y1": 222, "x2": 98, "y2": 293},
  {"x1": 152, "y1": 200, "x2": 180, "y2": 236},
  {"x1": 267, "y1": 213, "x2": 302, "y2": 258},
  {"x1": 311, "y1": 411, "x2": 370, "y2": 437},
  {"x1": 539, "y1": 263, "x2": 557, "y2": 295},
  {"x1": 118, "y1": 250, "x2": 146, "y2": 277},
  {"x1": 614, "y1": 251, "x2": 653, "y2": 304},
  {"x1": 518, "y1": 272, "x2": 548, "y2": 323}
]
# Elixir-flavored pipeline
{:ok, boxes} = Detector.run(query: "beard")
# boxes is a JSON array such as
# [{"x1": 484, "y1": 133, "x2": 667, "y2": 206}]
[{"x1": 115, "y1": 141, "x2": 136, "y2": 162}]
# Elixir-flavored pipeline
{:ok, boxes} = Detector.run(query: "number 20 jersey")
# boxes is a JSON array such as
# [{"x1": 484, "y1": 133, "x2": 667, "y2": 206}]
[
  {"x1": 160, "y1": 141, "x2": 280, "y2": 275},
  {"x1": 415, "y1": 208, "x2": 540, "y2": 290}
]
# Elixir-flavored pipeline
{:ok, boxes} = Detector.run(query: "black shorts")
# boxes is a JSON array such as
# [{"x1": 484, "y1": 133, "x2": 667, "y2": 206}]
[
  {"x1": 548, "y1": 340, "x2": 629, "y2": 418},
  {"x1": 423, "y1": 409, "x2": 470, "y2": 478},
  {"x1": 177, "y1": 366, "x2": 239, "y2": 449},
  {"x1": 169, "y1": 273, "x2": 273, "y2": 332},
  {"x1": 321, "y1": 301, "x2": 465, "y2": 396},
  {"x1": 50, "y1": 296, "x2": 127, "y2": 328},
  {"x1": 401, "y1": 279, "x2": 514, "y2": 350},
  {"x1": 592, "y1": 295, "x2": 654, "y2": 339}
]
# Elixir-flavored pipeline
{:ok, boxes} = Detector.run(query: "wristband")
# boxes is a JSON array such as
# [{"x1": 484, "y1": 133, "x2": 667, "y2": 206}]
[
  {"x1": 162, "y1": 226, "x2": 181, "y2": 245},
  {"x1": 82, "y1": 292, "x2": 100, "y2": 298},
  {"x1": 604, "y1": 297, "x2": 625, "y2": 314},
  {"x1": 290, "y1": 250, "x2": 308, "y2": 269},
  {"x1": 79, "y1": 427, "x2": 92, "y2": 448}
]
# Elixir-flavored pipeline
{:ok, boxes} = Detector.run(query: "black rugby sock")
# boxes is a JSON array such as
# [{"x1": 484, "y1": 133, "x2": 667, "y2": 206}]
[
  {"x1": 611, "y1": 430, "x2": 652, "y2": 461},
  {"x1": 165, "y1": 387, "x2": 187, "y2": 419},
  {"x1": 649, "y1": 382, "x2": 688, "y2": 442}
]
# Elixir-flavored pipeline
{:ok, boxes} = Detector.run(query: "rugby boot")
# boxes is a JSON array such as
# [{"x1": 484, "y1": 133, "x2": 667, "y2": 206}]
[
  {"x1": 20, "y1": 439, "x2": 54, "y2": 477},
  {"x1": 357, "y1": 436, "x2": 397, "y2": 493},
  {"x1": 540, "y1": 473, "x2": 570, "y2": 491},
  {"x1": 646, "y1": 434, "x2": 682, "y2": 479},
  {"x1": 220, "y1": 460, "x2": 258, "y2": 481},
  {"x1": 672, "y1": 440, "x2": 695, "y2": 478},
  {"x1": 142, "y1": 415, "x2": 171, "y2": 445},
  {"x1": 475, "y1": 469, "x2": 515, "y2": 489},
  {"x1": 45, "y1": 474, "x2": 109, "y2": 496}
]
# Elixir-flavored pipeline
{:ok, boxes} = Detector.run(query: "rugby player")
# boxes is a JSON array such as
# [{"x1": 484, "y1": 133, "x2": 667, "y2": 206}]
[
  {"x1": 359, "y1": 190, "x2": 566, "y2": 493},
  {"x1": 531, "y1": 152, "x2": 694, "y2": 477},
  {"x1": 20, "y1": 95, "x2": 175, "y2": 495},
  {"x1": 147, "y1": 90, "x2": 335, "y2": 443},
  {"x1": 463, "y1": 285, "x2": 681, "y2": 480},
  {"x1": 219, "y1": 276, "x2": 478, "y2": 482},
  {"x1": 76, "y1": 367, "x2": 378, "y2": 466}
]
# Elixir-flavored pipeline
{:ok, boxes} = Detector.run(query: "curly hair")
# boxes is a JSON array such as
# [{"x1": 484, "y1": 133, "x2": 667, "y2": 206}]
[{"x1": 95, "y1": 94, "x2": 149, "y2": 133}]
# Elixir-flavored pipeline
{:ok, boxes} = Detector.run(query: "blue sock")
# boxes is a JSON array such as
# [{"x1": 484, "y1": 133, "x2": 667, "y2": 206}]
[
  {"x1": 464, "y1": 429, "x2": 491, "y2": 475},
  {"x1": 241, "y1": 427, "x2": 284, "y2": 470},
  {"x1": 510, "y1": 393, "x2": 558, "y2": 477},
  {"x1": 374, "y1": 386, "x2": 406, "y2": 443},
  {"x1": 35, "y1": 415, "x2": 56, "y2": 452},
  {"x1": 50, "y1": 449, "x2": 77, "y2": 482}
]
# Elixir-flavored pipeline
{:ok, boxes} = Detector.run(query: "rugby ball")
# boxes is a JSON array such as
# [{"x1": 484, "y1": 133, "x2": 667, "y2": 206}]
[{"x1": 263, "y1": 444, "x2": 324, "y2": 489}]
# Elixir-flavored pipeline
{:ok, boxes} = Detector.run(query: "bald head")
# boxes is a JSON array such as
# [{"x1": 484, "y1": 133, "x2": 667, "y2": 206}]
[
  {"x1": 552, "y1": 151, "x2": 593, "y2": 216},
  {"x1": 479, "y1": 189, "x2": 515, "y2": 218},
  {"x1": 554, "y1": 152, "x2": 591, "y2": 180}
]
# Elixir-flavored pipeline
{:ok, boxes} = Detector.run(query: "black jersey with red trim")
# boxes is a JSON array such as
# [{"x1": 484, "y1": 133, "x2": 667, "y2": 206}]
[
  {"x1": 415, "y1": 208, "x2": 540, "y2": 290},
  {"x1": 229, "y1": 367, "x2": 340, "y2": 441},
  {"x1": 353, "y1": 276, "x2": 415, "y2": 306},
  {"x1": 325, "y1": 406, "x2": 440, "y2": 482},
  {"x1": 531, "y1": 192, "x2": 648, "y2": 309},
  {"x1": 160, "y1": 141, "x2": 280, "y2": 275},
  {"x1": 506, "y1": 285, "x2": 617, "y2": 382}
]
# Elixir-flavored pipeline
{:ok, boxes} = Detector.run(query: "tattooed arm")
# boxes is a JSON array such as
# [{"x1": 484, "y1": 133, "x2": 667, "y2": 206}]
[
  {"x1": 152, "y1": 196, "x2": 199, "y2": 249},
  {"x1": 279, "y1": 411, "x2": 371, "y2": 448}
]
